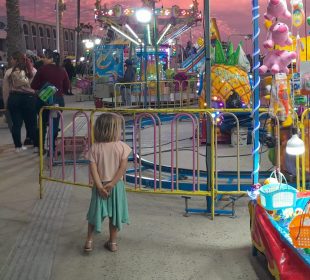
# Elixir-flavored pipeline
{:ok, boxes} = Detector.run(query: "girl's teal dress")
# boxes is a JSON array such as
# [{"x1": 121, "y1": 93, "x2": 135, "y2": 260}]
[{"x1": 87, "y1": 181, "x2": 129, "y2": 233}]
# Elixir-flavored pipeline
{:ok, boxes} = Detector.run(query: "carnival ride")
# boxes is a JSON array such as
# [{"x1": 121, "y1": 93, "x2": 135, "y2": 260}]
[
  {"x1": 178, "y1": 18, "x2": 221, "y2": 73},
  {"x1": 91, "y1": 0, "x2": 205, "y2": 106}
]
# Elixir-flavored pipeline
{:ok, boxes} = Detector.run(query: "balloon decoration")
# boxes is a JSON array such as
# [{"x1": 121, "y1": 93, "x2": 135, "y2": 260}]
[
  {"x1": 291, "y1": 0, "x2": 305, "y2": 28},
  {"x1": 197, "y1": 37, "x2": 204, "y2": 48},
  {"x1": 307, "y1": 16, "x2": 310, "y2": 26},
  {"x1": 264, "y1": 19, "x2": 273, "y2": 30}
]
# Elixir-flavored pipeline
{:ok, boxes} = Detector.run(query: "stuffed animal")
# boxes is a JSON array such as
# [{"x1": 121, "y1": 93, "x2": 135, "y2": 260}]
[
  {"x1": 259, "y1": 50, "x2": 297, "y2": 75},
  {"x1": 263, "y1": 22, "x2": 292, "y2": 49},
  {"x1": 264, "y1": 0, "x2": 291, "y2": 21}
]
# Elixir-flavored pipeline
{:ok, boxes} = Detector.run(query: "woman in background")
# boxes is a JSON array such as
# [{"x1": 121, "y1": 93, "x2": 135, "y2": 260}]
[
  {"x1": 3, "y1": 52, "x2": 38, "y2": 152},
  {"x1": 31, "y1": 49, "x2": 70, "y2": 154}
]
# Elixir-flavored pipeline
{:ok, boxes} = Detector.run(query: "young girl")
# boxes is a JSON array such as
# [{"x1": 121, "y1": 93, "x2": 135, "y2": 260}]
[{"x1": 84, "y1": 113, "x2": 131, "y2": 253}]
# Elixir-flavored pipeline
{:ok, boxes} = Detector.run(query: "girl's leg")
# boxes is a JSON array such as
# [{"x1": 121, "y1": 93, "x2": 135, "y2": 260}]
[
  {"x1": 87, "y1": 223, "x2": 95, "y2": 241},
  {"x1": 84, "y1": 223, "x2": 94, "y2": 252},
  {"x1": 104, "y1": 218, "x2": 118, "y2": 252},
  {"x1": 109, "y1": 219, "x2": 118, "y2": 243}
]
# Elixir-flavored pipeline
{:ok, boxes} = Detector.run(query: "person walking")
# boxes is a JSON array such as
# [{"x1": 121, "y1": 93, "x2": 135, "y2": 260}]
[
  {"x1": 3, "y1": 52, "x2": 38, "y2": 152},
  {"x1": 31, "y1": 49, "x2": 70, "y2": 154},
  {"x1": 84, "y1": 113, "x2": 131, "y2": 253}
]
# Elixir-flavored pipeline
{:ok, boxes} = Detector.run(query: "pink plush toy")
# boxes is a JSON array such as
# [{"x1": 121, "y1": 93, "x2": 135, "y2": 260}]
[
  {"x1": 263, "y1": 22, "x2": 293, "y2": 49},
  {"x1": 264, "y1": 0, "x2": 291, "y2": 21},
  {"x1": 259, "y1": 50, "x2": 297, "y2": 75}
]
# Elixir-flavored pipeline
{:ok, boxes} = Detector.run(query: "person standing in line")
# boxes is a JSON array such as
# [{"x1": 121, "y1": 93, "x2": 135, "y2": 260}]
[
  {"x1": 31, "y1": 49, "x2": 70, "y2": 153},
  {"x1": 84, "y1": 113, "x2": 131, "y2": 253},
  {"x1": 63, "y1": 58, "x2": 75, "y2": 95},
  {"x1": 114, "y1": 59, "x2": 136, "y2": 106},
  {"x1": 3, "y1": 52, "x2": 38, "y2": 152}
]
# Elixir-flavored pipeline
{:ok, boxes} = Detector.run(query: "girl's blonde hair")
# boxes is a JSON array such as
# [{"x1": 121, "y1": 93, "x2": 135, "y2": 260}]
[{"x1": 94, "y1": 113, "x2": 122, "y2": 143}]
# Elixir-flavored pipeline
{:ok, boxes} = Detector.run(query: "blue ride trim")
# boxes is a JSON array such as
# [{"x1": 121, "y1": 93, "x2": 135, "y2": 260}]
[
  {"x1": 137, "y1": 155, "x2": 271, "y2": 180},
  {"x1": 125, "y1": 173, "x2": 253, "y2": 192}
]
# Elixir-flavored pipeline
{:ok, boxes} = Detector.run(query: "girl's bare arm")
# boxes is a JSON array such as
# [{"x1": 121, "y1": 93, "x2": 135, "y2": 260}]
[
  {"x1": 104, "y1": 158, "x2": 128, "y2": 192},
  {"x1": 90, "y1": 162, "x2": 109, "y2": 198}
]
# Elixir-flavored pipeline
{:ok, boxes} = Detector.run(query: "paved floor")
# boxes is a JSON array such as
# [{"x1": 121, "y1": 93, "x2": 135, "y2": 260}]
[{"x1": 0, "y1": 94, "x2": 273, "y2": 280}]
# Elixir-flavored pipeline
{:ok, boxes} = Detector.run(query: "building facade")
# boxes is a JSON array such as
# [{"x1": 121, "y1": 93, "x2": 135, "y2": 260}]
[{"x1": 0, "y1": 17, "x2": 91, "y2": 61}]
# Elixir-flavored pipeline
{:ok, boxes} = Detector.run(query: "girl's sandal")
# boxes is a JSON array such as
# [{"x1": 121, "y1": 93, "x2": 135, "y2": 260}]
[
  {"x1": 84, "y1": 240, "x2": 93, "y2": 252},
  {"x1": 104, "y1": 241, "x2": 118, "y2": 252}
]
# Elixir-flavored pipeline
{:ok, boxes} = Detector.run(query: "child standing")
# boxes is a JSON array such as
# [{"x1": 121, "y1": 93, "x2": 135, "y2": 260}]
[{"x1": 84, "y1": 113, "x2": 131, "y2": 252}]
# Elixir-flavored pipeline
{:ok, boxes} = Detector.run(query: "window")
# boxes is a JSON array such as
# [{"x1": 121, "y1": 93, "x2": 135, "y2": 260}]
[
  {"x1": 23, "y1": 25, "x2": 29, "y2": 49},
  {"x1": 64, "y1": 30, "x2": 68, "y2": 41},
  {"x1": 31, "y1": 25, "x2": 36, "y2": 36},
  {"x1": 23, "y1": 24, "x2": 28, "y2": 35},
  {"x1": 53, "y1": 29, "x2": 56, "y2": 38},
  {"x1": 39, "y1": 27, "x2": 44, "y2": 37},
  {"x1": 69, "y1": 31, "x2": 74, "y2": 53},
  {"x1": 46, "y1": 28, "x2": 51, "y2": 48},
  {"x1": 64, "y1": 30, "x2": 69, "y2": 52},
  {"x1": 31, "y1": 25, "x2": 37, "y2": 50}
]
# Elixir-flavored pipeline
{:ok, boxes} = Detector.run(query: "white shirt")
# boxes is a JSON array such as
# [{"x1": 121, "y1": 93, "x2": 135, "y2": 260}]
[{"x1": 2, "y1": 67, "x2": 37, "y2": 108}]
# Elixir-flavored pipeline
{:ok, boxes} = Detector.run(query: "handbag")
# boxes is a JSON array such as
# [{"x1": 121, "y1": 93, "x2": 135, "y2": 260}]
[{"x1": 38, "y1": 82, "x2": 58, "y2": 103}]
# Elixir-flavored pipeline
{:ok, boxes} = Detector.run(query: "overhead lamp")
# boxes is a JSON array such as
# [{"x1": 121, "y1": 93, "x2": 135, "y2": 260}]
[
  {"x1": 111, "y1": 25, "x2": 140, "y2": 45},
  {"x1": 125, "y1": 24, "x2": 140, "y2": 41},
  {"x1": 94, "y1": 38, "x2": 101, "y2": 45},
  {"x1": 136, "y1": 8, "x2": 152, "y2": 24},
  {"x1": 286, "y1": 127, "x2": 305, "y2": 156},
  {"x1": 157, "y1": 24, "x2": 172, "y2": 45},
  {"x1": 147, "y1": 24, "x2": 152, "y2": 45},
  {"x1": 85, "y1": 41, "x2": 94, "y2": 49}
]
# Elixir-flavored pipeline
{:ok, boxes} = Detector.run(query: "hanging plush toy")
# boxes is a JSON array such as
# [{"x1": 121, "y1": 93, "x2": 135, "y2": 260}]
[
  {"x1": 259, "y1": 50, "x2": 297, "y2": 75},
  {"x1": 264, "y1": 0, "x2": 291, "y2": 21},
  {"x1": 263, "y1": 22, "x2": 292, "y2": 49}
]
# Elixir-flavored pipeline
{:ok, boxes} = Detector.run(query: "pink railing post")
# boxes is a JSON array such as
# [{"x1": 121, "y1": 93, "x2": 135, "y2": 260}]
[
  {"x1": 171, "y1": 113, "x2": 198, "y2": 192},
  {"x1": 134, "y1": 113, "x2": 161, "y2": 191},
  {"x1": 48, "y1": 108, "x2": 65, "y2": 179},
  {"x1": 72, "y1": 111, "x2": 91, "y2": 183}
]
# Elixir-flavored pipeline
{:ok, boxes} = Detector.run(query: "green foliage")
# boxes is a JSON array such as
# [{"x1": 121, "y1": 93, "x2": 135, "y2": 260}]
[
  {"x1": 213, "y1": 40, "x2": 242, "y2": 67},
  {"x1": 227, "y1": 42, "x2": 234, "y2": 59},
  {"x1": 214, "y1": 40, "x2": 226, "y2": 64}
]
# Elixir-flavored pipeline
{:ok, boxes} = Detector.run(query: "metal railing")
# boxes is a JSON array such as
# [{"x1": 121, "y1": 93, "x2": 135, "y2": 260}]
[
  {"x1": 112, "y1": 79, "x2": 200, "y2": 109},
  {"x1": 38, "y1": 107, "x2": 307, "y2": 219}
]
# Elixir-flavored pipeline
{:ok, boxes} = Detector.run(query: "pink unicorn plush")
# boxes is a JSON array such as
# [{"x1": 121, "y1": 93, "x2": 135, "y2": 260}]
[
  {"x1": 259, "y1": 50, "x2": 297, "y2": 75},
  {"x1": 263, "y1": 22, "x2": 293, "y2": 49},
  {"x1": 264, "y1": 0, "x2": 291, "y2": 21}
]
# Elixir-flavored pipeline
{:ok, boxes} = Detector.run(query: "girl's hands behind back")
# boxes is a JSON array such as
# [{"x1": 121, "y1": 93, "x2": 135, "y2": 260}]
[
  {"x1": 104, "y1": 183, "x2": 113, "y2": 194},
  {"x1": 97, "y1": 186, "x2": 109, "y2": 199}
]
